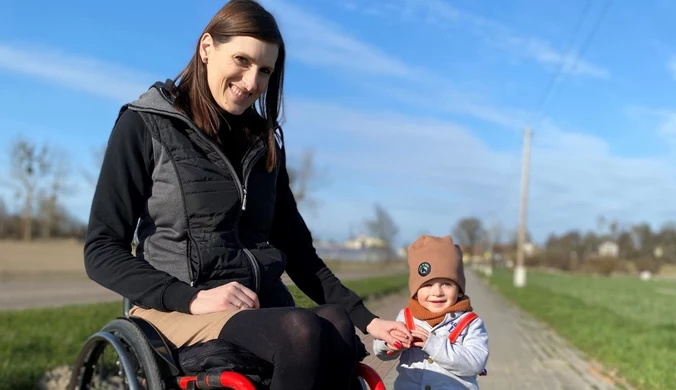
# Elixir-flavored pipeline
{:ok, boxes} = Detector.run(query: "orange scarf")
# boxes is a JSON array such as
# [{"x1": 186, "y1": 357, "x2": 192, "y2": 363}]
[{"x1": 407, "y1": 295, "x2": 473, "y2": 327}]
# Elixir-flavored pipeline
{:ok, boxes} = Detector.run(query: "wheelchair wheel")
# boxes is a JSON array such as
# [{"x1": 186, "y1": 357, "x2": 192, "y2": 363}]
[{"x1": 68, "y1": 318, "x2": 165, "y2": 390}]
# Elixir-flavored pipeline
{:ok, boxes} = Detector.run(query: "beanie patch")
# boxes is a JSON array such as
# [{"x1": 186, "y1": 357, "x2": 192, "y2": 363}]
[{"x1": 418, "y1": 262, "x2": 431, "y2": 276}]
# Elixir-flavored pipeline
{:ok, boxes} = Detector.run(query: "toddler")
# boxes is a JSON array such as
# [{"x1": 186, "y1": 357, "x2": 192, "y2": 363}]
[{"x1": 373, "y1": 235, "x2": 489, "y2": 389}]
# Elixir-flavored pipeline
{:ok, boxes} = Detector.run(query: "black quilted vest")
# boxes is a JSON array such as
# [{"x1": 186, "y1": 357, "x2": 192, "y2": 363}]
[{"x1": 123, "y1": 82, "x2": 294, "y2": 308}]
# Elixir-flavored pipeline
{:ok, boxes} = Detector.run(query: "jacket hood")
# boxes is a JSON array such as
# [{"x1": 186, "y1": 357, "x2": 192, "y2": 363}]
[{"x1": 126, "y1": 80, "x2": 183, "y2": 117}]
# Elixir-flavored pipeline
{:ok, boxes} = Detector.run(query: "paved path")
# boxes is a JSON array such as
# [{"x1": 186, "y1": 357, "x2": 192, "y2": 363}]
[
  {"x1": 360, "y1": 269, "x2": 632, "y2": 390},
  {"x1": 0, "y1": 270, "x2": 405, "y2": 311}
]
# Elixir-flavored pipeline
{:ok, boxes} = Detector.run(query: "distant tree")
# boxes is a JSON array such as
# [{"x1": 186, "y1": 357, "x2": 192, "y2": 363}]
[
  {"x1": 452, "y1": 217, "x2": 485, "y2": 253},
  {"x1": 617, "y1": 231, "x2": 635, "y2": 258},
  {"x1": 287, "y1": 149, "x2": 327, "y2": 213},
  {"x1": 83, "y1": 144, "x2": 107, "y2": 185},
  {"x1": 657, "y1": 223, "x2": 676, "y2": 263},
  {"x1": 365, "y1": 204, "x2": 399, "y2": 261},
  {"x1": 38, "y1": 148, "x2": 70, "y2": 239},
  {"x1": 10, "y1": 139, "x2": 51, "y2": 241},
  {"x1": 631, "y1": 223, "x2": 654, "y2": 257},
  {"x1": 0, "y1": 196, "x2": 6, "y2": 238},
  {"x1": 582, "y1": 231, "x2": 599, "y2": 257}
]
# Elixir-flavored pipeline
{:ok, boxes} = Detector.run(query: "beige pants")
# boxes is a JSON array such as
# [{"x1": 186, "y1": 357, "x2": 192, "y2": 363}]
[{"x1": 129, "y1": 306, "x2": 242, "y2": 349}]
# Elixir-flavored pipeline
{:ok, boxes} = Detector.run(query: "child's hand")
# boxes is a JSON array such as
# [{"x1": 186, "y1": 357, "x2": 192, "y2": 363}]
[{"x1": 411, "y1": 326, "x2": 430, "y2": 348}]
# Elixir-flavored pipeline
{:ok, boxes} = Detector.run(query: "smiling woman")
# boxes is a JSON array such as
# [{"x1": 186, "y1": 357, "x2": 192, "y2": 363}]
[
  {"x1": 201, "y1": 36, "x2": 278, "y2": 114},
  {"x1": 82, "y1": 0, "x2": 410, "y2": 389}
]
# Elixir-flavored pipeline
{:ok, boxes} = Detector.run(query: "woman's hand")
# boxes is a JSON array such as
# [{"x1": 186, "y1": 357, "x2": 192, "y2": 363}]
[
  {"x1": 367, "y1": 318, "x2": 412, "y2": 348},
  {"x1": 189, "y1": 281, "x2": 260, "y2": 315}
]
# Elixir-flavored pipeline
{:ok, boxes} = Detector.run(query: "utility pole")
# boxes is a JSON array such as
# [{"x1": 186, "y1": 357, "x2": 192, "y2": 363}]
[{"x1": 514, "y1": 127, "x2": 532, "y2": 288}]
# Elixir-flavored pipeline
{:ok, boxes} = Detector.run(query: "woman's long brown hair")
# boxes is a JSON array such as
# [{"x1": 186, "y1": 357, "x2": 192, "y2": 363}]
[{"x1": 172, "y1": 0, "x2": 285, "y2": 172}]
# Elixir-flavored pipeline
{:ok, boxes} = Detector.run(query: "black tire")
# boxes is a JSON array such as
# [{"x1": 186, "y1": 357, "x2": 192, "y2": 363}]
[{"x1": 101, "y1": 319, "x2": 166, "y2": 390}]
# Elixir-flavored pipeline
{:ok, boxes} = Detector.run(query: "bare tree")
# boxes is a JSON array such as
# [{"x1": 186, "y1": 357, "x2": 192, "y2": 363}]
[
  {"x1": 0, "y1": 196, "x2": 7, "y2": 238},
  {"x1": 287, "y1": 149, "x2": 327, "y2": 212},
  {"x1": 631, "y1": 223, "x2": 654, "y2": 257},
  {"x1": 38, "y1": 148, "x2": 70, "y2": 239},
  {"x1": 10, "y1": 139, "x2": 51, "y2": 241},
  {"x1": 83, "y1": 144, "x2": 107, "y2": 185},
  {"x1": 365, "y1": 204, "x2": 399, "y2": 260},
  {"x1": 452, "y1": 217, "x2": 486, "y2": 253}
]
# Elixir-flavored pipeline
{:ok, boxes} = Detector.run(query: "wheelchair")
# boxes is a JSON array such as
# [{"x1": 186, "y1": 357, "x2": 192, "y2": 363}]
[{"x1": 67, "y1": 297, "x2": 386, "y2": 390}]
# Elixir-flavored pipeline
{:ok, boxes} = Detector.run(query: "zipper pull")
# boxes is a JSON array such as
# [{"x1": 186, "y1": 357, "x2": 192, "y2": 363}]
[{"x1": 242, "y1": 188, "x2": 248, "y2": 210}]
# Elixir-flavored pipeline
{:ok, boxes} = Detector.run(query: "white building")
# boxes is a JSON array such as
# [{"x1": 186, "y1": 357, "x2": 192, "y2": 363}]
[
  {"x1": 343, "y1": 234, "x2": 387, "y2": 250},
  {"x1": 598, "y1": 240, "x2": 619, "y2": 258}
]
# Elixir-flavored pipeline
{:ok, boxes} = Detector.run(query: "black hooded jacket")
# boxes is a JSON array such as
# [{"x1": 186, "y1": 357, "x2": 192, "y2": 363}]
[{"x1": 83, "y1": 82, "x2": 377, "y2": 332}]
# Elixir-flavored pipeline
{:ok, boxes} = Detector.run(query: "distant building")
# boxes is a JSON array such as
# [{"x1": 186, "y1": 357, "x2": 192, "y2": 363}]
[
  {"x1": 313, "y1": 234, "x2": 400, "y2": 262},
  {"x1": 343, "y1": 234, "x2": 387, "y2": 250},
  {"x1": 653, "y1": 246, "x2": 664, "y2": 258},
  {"x1": 523, "y1": 242, "x2": 536, "y2": 257},
  {"x1": 598, "y1": 240, "x2": 619, "y2": 258}
]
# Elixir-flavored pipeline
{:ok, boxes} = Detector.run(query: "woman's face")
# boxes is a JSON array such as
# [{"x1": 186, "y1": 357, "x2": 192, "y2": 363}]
[{"x1": 200, "y1": 34, "x2": 279, "y2": 115}]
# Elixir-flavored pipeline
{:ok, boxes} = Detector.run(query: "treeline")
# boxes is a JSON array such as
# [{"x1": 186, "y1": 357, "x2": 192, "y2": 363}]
[
  {"x1": 0, "y1": 139, "x2": 92, "y2": 241},
  {"x1": 0, "y1": 137, "x2": 326, "y2": 242},
  {"x1": 0, "y1": 139, "x2": 90, "y2": 240},
  {"x1": 451, "y1": 216, "x2": 676, "y2": 276},
  {"x1": 532, "y1": 218, "x2": 676, "y2": 275}
]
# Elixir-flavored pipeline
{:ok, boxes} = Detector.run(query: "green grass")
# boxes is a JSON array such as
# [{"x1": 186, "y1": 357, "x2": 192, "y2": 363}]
[
  {"x1": 485, "y1": 269, "x2": 676, "y2": 390},
  {"x1": 0, "y1": 273, "x2": 407, "y2": 390}
]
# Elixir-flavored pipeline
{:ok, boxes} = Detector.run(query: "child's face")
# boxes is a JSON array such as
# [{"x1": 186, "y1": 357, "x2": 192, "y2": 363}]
[{"x1": 416, "y1": 278, "x2": 461, "y2": 312}]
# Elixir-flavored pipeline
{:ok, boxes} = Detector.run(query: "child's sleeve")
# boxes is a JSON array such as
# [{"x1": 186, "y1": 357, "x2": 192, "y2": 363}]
[
  {"x1": 372, "y1": 309, "x2": 406, "y2": 361},
  {"x1": 421, "y1": 315, "x2": 489, "y2": 377}
]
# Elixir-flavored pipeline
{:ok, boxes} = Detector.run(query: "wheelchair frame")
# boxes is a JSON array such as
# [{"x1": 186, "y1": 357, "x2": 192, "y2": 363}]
[{"x1": 67, "y1": 298, "x2": 386, "y2": 390}]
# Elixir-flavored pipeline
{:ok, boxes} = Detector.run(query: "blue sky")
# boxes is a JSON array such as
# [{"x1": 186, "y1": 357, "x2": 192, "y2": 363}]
[{"x1": 1, "y1": 0, "x2": 676, "y2": 246}]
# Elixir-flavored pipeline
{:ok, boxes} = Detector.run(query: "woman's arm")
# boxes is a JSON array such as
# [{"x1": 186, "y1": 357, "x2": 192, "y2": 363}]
[
  {"x1": 84, "y1": 109, "x2": 199, "y2": 313},
  {"x1": 268, "y1": 141, "x2": 377, "y2": 333}
]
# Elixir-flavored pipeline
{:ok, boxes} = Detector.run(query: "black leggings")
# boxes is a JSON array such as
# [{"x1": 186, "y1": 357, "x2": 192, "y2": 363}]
[{"x1": 218, "y1": 304, "x2": 359, "y2": 390}]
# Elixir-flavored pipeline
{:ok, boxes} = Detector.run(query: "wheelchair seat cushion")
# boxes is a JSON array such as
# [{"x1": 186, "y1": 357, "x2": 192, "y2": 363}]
[{"x1": 178, "y1": 339, "x2": 274, "y2": 379}]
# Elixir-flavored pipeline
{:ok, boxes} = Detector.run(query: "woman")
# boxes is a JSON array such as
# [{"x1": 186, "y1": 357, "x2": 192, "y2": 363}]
[{"x1": 84, "y1": 1, "x2": 410, "y2": 389}]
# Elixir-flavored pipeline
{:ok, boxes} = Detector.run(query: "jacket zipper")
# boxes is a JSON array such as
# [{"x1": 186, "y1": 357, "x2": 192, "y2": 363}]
[
  {"x1": 190, "y1": 133, "x2": 265, "y2": 295},
  {"x1": 238, "y1": 139, "x2": 267, "y2": 293},
  {"x1": 131, "y1": 104, "x2": 266, "y2": 293},
  {"x1": 186, "y1": 232, "x2": 197, "y2": 286}
]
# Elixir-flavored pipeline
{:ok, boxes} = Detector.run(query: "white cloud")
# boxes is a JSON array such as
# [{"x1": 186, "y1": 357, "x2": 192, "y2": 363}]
[
  {"x1": 261, "y1": 0, "x2": 421, "y2": 79},
  {"x1": 370, "y1": 82, "x2": 530, "y2": 131},
  {"x1": 656, "y1": 111, "x2": 676, "y2": 151},
  {"x1": 284, "y1": 98, "x2": 676, "y2": 242},
  {"x1": 488, "y1": 34, "x2": 609, "y2": 79},
  {"x1": 629, "y1": 107, "x2": 676, "y2": 153},
  {"x1": 0, "y1": 44, "x2": 152, "y2": 102},
  {"x1": 669, "y1": 56, "x2": 676, "y2": 80},
  {"x1": 340, "y1": 0, "x2": 609, "y2": 79},
  {"x1": 265, "y1": 0, "x2": 533, "y2": 132}
]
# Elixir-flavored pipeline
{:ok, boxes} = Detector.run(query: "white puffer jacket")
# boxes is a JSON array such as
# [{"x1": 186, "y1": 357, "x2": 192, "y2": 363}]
[{"x1": 373, "y1": 309, "x2": 489, "y2": 390}]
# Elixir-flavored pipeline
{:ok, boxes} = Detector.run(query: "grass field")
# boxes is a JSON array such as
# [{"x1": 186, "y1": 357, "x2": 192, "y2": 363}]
[
  {"x1": 486, "y1": 268, "x2": 676, "y2": 390},
  {"x1": 0, "y1": 273, "x2": 407, "y2": 390}
]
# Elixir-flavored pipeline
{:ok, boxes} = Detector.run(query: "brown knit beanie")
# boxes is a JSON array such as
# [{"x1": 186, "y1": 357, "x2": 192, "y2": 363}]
[{"x1": 407, "y1": 235, "x2": 465, "y2": 298}]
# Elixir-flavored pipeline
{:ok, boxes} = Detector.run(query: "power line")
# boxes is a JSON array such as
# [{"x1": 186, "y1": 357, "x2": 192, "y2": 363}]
[
  {"x1": 531, "y1": 0, "x2": 594, "y2": 121},
  {"x1": 528, "y1": 0, "x2": 615, "y2": 128},
  {"x1": 513, "y1": 0, "x2": 614, "y2": 287},
  {"x1": 493, "y1": 1, "x2": 600, "y2": 248}
]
